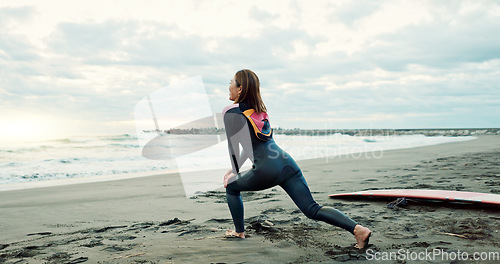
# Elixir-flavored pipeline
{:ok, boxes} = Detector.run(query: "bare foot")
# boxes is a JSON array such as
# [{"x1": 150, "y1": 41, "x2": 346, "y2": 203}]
[
  {"x1": 225, "y1": 229, "x2": 245, "y2": 238},
  {"x1": 353, "y1": 225, "x2": 371, "y2": 249}
]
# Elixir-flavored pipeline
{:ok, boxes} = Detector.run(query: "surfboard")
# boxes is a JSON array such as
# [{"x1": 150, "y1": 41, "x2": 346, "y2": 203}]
[{"x1": 329, "y1": 189, "x2": 500, "y2": 206}]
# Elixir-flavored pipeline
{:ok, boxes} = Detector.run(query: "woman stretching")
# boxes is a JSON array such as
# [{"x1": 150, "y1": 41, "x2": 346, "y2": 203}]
[{"x1": 222, "y1": 69, "x2": 371, "y2": 249}]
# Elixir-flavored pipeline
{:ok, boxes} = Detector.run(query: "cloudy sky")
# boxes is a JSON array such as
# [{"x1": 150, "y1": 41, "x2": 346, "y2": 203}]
[{"x1": 1, "y1": 0, "x2": 499, "y2": 142}]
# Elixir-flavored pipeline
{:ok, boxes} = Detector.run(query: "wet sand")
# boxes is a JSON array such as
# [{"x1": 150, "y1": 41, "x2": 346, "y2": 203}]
[{"x1": 1, "y1": 136, "x2": 499, "y2": 263}]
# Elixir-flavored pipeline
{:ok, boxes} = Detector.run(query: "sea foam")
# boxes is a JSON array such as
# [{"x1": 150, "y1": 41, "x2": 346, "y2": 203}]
[{"x1": 0, "y1": 133, "x2": 476, "y2": 192}]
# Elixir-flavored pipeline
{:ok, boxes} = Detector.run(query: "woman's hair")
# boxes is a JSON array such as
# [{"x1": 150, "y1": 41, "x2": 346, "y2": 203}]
[{"x1": 234, "y1": 69, "x2": 267, "y2": 113}]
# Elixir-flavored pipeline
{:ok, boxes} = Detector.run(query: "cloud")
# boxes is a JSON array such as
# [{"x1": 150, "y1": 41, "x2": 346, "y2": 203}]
[
  {"x1": 46, "y1": 18, "x2": 323, "y2": 70},
  {"x1": 0, "y1": 6, "x2": 35, "y2": 26},
  {"x1": 357, "y1": 1, "x2": 500, "y2": 71},
  {"x1": 0, "y1": 34, "x2": 40, "y2": 61},
  {"x1": 249, "y1": 6, "x2": 279, "y2": 22},
  {"x1": 329, "y1": 0, "x2": 381, "y2": 27},
  {"x1": 1, "y1": 0, "x2": 499, "y2": 136},
  {"x1": 0, "y1": 6, "x2": 39, "y2": 61},
  {"x1": 48, "y1": 20, "x2": 136, "y2": 58}
]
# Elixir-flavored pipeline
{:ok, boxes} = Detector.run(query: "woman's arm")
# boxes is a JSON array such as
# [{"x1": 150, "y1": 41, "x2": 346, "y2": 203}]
[{"x1": 223, "y1": 110, "x2": 253, "y2": 174}]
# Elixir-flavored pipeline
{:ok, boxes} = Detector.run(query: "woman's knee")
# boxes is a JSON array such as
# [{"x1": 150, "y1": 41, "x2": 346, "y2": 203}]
[
  {"x1": 226, "y1": 186, "x2": 240, "y2": 196},
  {"x1": 301, "y1": 203, "x2": 322, "y2": 219}
]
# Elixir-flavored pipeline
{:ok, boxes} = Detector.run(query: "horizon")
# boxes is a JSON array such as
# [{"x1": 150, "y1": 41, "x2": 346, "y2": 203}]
[{"x1": 1, "y1": 127, "x2": 498, "y2": 145}]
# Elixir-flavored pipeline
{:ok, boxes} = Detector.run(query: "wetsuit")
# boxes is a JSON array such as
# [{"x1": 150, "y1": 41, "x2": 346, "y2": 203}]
[{"x1": 223, "y1": 100, "x2": 358, "y2": 233}]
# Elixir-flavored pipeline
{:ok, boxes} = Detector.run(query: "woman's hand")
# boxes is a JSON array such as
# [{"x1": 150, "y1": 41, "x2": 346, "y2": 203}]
[{"x1": 223, "y1": 169, "x2": 236, "y2": 188}]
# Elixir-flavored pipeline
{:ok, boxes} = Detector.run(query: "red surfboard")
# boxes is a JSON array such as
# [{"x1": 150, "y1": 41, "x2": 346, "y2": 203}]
[{"x1": 329, "y1": 189, "x2": 500, "y2": 206}]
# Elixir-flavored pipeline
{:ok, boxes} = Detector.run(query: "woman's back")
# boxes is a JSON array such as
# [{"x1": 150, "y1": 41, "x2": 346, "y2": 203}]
[{"x1": 223, "y1": 100, "x2": 301, "y2": 189}]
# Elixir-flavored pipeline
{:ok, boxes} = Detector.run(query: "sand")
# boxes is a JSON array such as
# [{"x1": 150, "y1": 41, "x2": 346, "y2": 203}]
[{"x1": 1, "y1": 135, "x2": 499, "y2": 263}]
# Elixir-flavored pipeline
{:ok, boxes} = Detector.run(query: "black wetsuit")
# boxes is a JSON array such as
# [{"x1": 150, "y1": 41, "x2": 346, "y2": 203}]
[{"x1": 223, "y1": 100, "x2": 358, "y2": 233}]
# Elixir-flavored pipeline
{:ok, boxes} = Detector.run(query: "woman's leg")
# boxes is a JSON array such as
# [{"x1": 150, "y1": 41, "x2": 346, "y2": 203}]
[
  {"x1": 225, "y1": 170, "x2": 265, "y2": 234},
  {"x1": 280, "y1": 172, "x2": 372, "y2": 248},
  {"x1": 226, "y1": 188, "x2": 245, "y2": 233},
  {"x1": 279, "y1": 171, "x2": 357, "y2": 234}
]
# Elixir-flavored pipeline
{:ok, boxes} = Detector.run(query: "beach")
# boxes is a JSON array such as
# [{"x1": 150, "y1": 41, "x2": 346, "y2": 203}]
[{"x1": 1, "y1": 135, "x2": 499, "y2": 263}]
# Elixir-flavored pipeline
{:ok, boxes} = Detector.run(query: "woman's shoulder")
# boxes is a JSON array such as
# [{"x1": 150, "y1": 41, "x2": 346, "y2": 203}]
[
  {"x1": 222, "y1": 101, "x2": 254, "y2": 116},
  {"x1": 222, "y1": 103, "x2": 240, "y2": 116}
]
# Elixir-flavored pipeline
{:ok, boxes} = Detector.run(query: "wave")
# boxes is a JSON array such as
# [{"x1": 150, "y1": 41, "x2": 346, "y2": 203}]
[
  {"x1": 100, "y1": 134, "x2": 137, "y2": 141},
  {"x1": 109, "y1": 143, "x2": 140, "y2": 148},
  {"x1": 47, "y1": 138, "x2": 92, "y2": 144},
  {"x1": 0, "y1": 133, "x2": 477, "y2": 188}
]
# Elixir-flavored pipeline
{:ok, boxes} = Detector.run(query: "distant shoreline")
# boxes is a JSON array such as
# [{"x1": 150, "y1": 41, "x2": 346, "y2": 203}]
[{"x1": 141, "y1": 127, "x2": 500, "y2": 137}]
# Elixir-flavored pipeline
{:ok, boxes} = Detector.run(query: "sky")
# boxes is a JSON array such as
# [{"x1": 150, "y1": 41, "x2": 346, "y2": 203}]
[{"x1": 1, "y1": 0, "x2": 499, "y2": 142}]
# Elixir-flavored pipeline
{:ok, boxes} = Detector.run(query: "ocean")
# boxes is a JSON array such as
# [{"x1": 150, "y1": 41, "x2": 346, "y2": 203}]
[{"x1": 0, "y1": 133, "x2": 475, "y2": 193}]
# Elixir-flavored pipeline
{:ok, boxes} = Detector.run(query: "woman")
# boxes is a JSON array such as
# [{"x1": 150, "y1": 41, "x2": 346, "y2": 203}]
[{"x1": 222, "y1": 69, "x2": 371, "y2": 249}]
